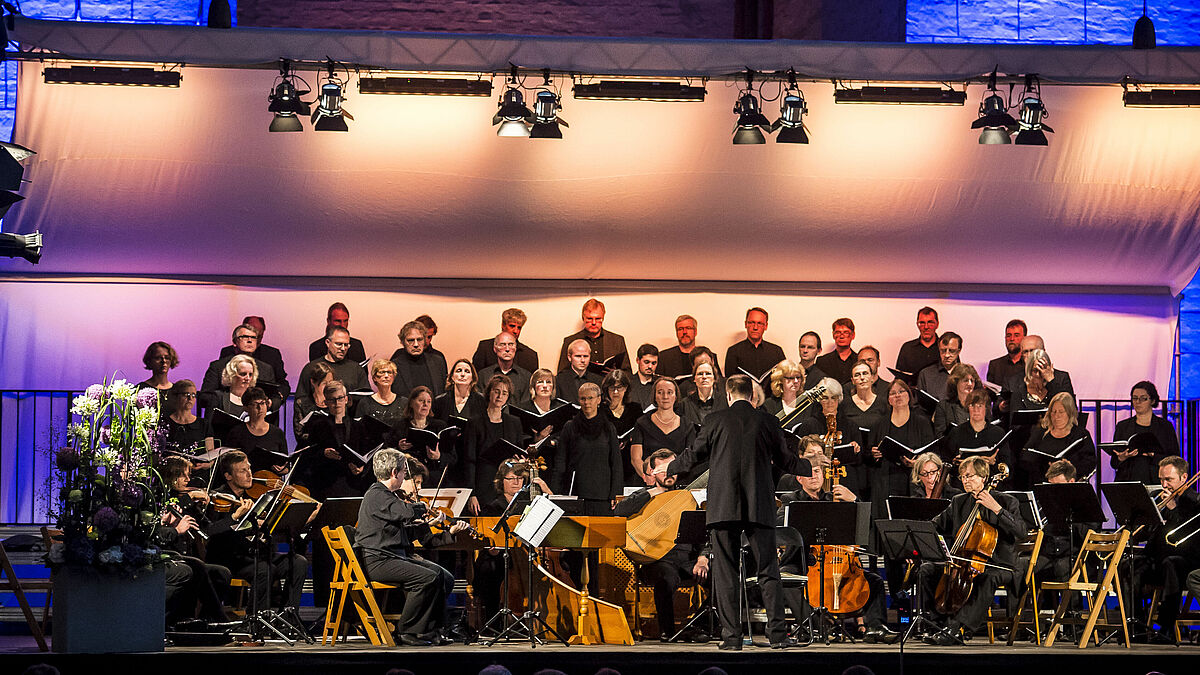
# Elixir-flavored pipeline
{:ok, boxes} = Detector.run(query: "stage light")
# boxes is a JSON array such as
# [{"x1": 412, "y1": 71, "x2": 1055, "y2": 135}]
[
  {"x1": 0, "y1": 140, "x2": 35, "y2": 219},
  {"x1": 1014, "y1": 75, "x2": 1053, "y2": 146},
  {"x1": 970, "y1": 70, "x2": 1017, "y2": 144},
  {"x1": 1122, "y1": 88, "x2": 1200, "y2": 107},
  {"x1": 529, "y1": 71, "x2": 568, "y2": 139},
  {"x1": 358, "y1": 76, "x2": 492, "y2": 96},
  {"x1": 0, "y1": 232, "x2": 42, "y2": 264},
  {"x1": 267, "y1": 59, "x2": 311, "y2": 133},
  {"x1": 732, "y1": 71, "x2": 771, "y2": 145},
  {"x1": 43, "y1": 65, "x2": 181, "y2": 87},
  {"x1": 771, "y1": 70, "x2": 810, "y2": 144},
  {"x1": 834, "y1": 85, "x2": 966, "y2": 105},
  {"x1": 1133, "y1": 0, "x2": 1156, "y2": 49},
  {"x1": 311, "y1": 60, "x2": 353, "y2": 132},
  {"x1": 572, "y1": 80, "x2": 707, "y2": 101},
  {"x1": 492, "y1": 66, "x2": 531, "y2": 137}
]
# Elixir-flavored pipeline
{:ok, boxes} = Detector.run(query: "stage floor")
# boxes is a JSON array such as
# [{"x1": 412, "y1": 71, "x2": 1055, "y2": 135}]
[{"x1": 2, "y1": 635, "x2": 1196, "y2": 675}]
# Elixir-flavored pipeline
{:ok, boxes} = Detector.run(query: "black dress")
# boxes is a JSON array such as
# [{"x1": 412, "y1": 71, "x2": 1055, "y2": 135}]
[
  {"x1": 223, "y1": 424, "x2": 289, "y2": 472},
  {"x1": 1112, "y1": 415, "x2": 1180, "y2": 485},
  {"x1": 604, "y1": 405, "x2": 643, "y2": 486},
  {"x1": 630, "y1": 412, "x2": 698, "y2": 487},
  {"x1": 866, "y1": 413, "x2": 935, "y2": 522},
  {"x1": 432, "y1": 390, "x2": 485, "y2": 423},
  {"x1": 465, "y1": 413, "x2": 524, "y2": 506},
  {"x1": 299, "y1": 415, "x2": 373, "y2": 498},
  {"x1": 356, "y1": 394, "x2": 409, "y2": 430},
  {"x1": 1021, "y1": 426, "x2": 1096, "y2": 487},
  {"x1": 161, "y1": 415, "x2": 213, "y2": 454},
  {"x1": 387, "y1": 418, "x2": 457, "y2": 484}
]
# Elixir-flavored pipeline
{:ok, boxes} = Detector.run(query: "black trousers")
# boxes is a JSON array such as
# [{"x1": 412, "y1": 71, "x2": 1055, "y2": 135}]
[
  {"x1": 231, "y1": 551, "x2": 308, "y2": 613},
  {"x1": 918, "y1": 562, "x2": 1013, "y2": 633},
  {"x1": 164, "y1": 555, "x2": 232, "y2": 623},
  {"x1": 638, "y1": 550, "x2": 706, "y2": 637},
  {"x1": 365, "y1": 553, "x2": 454, "y2": 637},
  {"x1": 710, "y1": 523, "x2": 786, "y2": 643},
  {"x1": 1149, "y1": 554, "x2": 1200, "y2": 633}
]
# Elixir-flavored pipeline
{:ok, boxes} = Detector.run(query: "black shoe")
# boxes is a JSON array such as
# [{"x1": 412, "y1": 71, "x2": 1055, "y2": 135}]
[
  {"x1": 923, "y1": 627, "x2": 963, "y2": 647},
  {"x1": 398, "y1": 633, "x2": 432, "y2": 647},
  {"x1": 863, "y1": 625, "x2": 900, "y2": 645},
  {"x1": 683, "y1": 628, "x2": 712, "y2": 643},
  {"x1": 718, "y1": 639, "x2": 742, "y2": 651},
  {"x1": 770, "y1": 636, "x2": 799, "y2": 649}
]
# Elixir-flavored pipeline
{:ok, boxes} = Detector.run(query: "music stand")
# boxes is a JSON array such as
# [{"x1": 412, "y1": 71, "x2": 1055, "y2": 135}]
[
  {"x1": 668, "y1": 510, "x2": 715, "y2": 642},
  {"x1": 479, "y1": 487, "x2": 529, "y2": 641},
  {"x1": 875, "y1": 519, "x2": 949, "y2": 649},
  {"x1": 783, "y1": 501, "x2": 870, "y2": 644},
  {"x1": 1101, "y1": 481, "x2": 1164, "y2": 632},
  {"x1": 886, "y1": 497, "x2": 950, "y2": 521},
  {"x1": 241, "y1": 497, "x2": 319, "y2": 644},
  {"x1": 484, "y1": 494, "x2": 569, "y2": 648},
  {"x1": 1033, "y1": 482, "x2": 1104, "y2": 569}
]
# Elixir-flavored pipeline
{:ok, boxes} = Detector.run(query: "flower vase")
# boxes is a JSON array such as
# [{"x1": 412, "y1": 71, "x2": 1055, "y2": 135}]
[{"x1": 52, "y1": 564, "x2": 165, "y2": 653}]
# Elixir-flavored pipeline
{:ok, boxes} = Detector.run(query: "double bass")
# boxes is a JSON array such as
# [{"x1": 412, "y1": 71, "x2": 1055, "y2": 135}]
[
  {"x1": 934, "y1": 463, "x2": 1009, "y2": 615},
  {"x1": 804, "y1": 466, "x2": 869, "y2": 615}
]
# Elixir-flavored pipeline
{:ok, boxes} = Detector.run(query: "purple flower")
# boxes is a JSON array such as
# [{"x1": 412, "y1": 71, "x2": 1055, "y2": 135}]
[
  {"x1": 93, "y1": 506, "x2": 120, "y2": 533},
  {"x1": 121, "y1": 543, "x2": 145, "y2": 566},
  {"x1": 55, "y1": 447, "x2": 80, "y2": 471},
  {"x1": 121, "y1": 485, "x2": 144, "y2": 507},
  {"x1": 135, "y1": 388, "x2": 159, "y2": 409},
  {"x1": 85, "y1": 384, "x2": 104, "y2": 400}
]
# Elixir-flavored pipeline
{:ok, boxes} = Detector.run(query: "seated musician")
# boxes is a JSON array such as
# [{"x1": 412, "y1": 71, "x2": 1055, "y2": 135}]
[
  {"x1": 1035, "y1": 460, "x2": 1099, "y2": 589},
  {"x1": 776, "y1": 434, "x2": 825, "y2": 491},
  {"x1": 157, "y1": 456, "x2": 232, "y2": 626},
  {"x1": 917, "y1": 456, "x2": 1024, "y2": 645},
  {"x1": 613, "y1": 449, "x2": 711, "y2": 642},
  {"x1": 776, "y1": 456, "x2": 897, "y2": 643},
  {"x1": 1138, "y1": 456, "x2": 1200, "y2": 644},
  {"x1": 203, "y1": 450, "x2": 309, "y2": 615},
  {"x1": 357, "y1": 449, "x2": 469, "y2": 646},
  {"x1": 908, "y1": 451, "x2": 961, "y2": 499},
  {"x1": 473, "y1": 461, "x2": 553, "y2": 626}
]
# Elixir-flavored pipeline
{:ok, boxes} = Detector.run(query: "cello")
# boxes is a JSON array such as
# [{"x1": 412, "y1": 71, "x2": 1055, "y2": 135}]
[
  {"x1": 934, "y1": 463, "x2": 1009, "y2": 615},
  {"x1": 804, "y1": 464, "x2": 870, "y2": 615}
]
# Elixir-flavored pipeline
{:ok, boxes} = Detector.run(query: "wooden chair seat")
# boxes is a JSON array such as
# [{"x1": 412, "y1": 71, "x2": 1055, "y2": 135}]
[
  {"x1": 0, "y1": 537, "x2": 50, "y2": 651},
  {"x1": 1043, "y1": 529, "x2": 1131, "y2": 649},
  {"x1": 321, "y1": 525, "x2": 403, "y2": 646}
]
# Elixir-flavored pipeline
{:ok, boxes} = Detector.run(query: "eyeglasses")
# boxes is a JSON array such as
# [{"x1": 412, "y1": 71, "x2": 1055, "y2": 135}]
[
  {"x1": 175, "y1": 392, "x2": 197, "y2": 399},
  {"x1": 235, "y1": 335, "x2": 258, "y2": 341},
  {"x1": 784, "y1": 375, "x2": 802, "y2": 381},
  {"x1": 919, "y1": 469, "x2": 940, "y2": 477},
  {"x1": 329, "y1": 394, "x2": 348, "y2": 402},
  {"x1": 1131, "y1": 395, "x2": 1152, "y2": 402}
]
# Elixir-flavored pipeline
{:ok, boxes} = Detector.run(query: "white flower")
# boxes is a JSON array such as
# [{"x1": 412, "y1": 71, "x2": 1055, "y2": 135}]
[
  {"x1": 71, "y1": 395, "x2": 99, "y2": 417},
  {"x1": 68, "y1": 422, "x2": 90, "y2": 441},
  {"x1": 133, "y1": 406, "x2": 157, "y2": 428},
  {"x1": 94, "y1": 447, "x2": 120, "y2": 468},
  {"x1": 108, "y1": 379, "x2": 136, "y2": 401}
]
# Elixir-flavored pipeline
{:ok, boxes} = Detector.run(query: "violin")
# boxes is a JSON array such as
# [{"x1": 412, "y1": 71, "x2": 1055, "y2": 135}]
[
  {"x1": 805, "y1": 466, "x2": 869, "y2": 615},
  {"x1": 399, "y1": 487, "x2": 486, "y2": 542},
  {"x1": 934, "y1": 463, "x2": 1009, "y2": 615},
  {"x1": 247, "y1": 470, "x2": 316, "y2": 504},
  {"x1": 208, "y1": 491, "x2": 242, "y2": 513}
]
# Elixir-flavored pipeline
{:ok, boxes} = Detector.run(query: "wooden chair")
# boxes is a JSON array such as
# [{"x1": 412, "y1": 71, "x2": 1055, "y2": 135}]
[
  {"x1": 1042, "y1": 529, "x2": 1131, "y2": 648},
  {"x1": 994, "y1": 528, "x2": 1045, "y2": 645},
  {"x1": 0, "y1": 536, "x2": 51, "y2": 651},
  {"x1": 320, "y1": 525, "x2": 400, "y2": 646},
  {"x1": 38, "y1": 527, "x2": 63, "y2": 636},
  {"x1": 226, "y1": 578, "x2": 251, "y2": 617}
]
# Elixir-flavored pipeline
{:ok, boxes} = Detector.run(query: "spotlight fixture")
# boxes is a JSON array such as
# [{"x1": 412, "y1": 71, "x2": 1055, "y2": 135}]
[
  {"x1": 1122, "y1": 79, "x2": 1200, "y2": 107},
  {"x1": 0, "y1": 232, "x2": 42, "y2": 264},
  {"x1": 493, "y1": 65, "x2": 531, "y2": 137},
  {"x1": 771, "y1": 70, "x2": 810, "y2": 144},
  {"x1": 267, "y1": 59, "x2": 311, "y2": 133},
  {"x1": 358, "y1": 76, "x2": 492, "y2": 96},
  {"x1": 311, "y1": 59, "x2": 353, "y2": 132},
  {"x1": 43, "y1": 65, "x2": 181, "y2": 87},
  {"x1": 834, "y1": 85, "x2": 966, "y2": 105},
  {"x1": 732, "y1": 71, "x2": 771, "y2": 145},
  {"x1": 1014, "y1": 75, "x2": 1053, "y2": 146},
  {"x1": 0, "y1": 140, "x2": 35, "y2": 219},
  {"x1": 529, "y1": 70, "x2": 568, "y2": 139},
  {"x1": 970, "y1": 69, "x2": 1017, "y2": 144},
  {"x1": 572, "y1": 80, "x2": 707, "y2": 101},
  {"x1": 1133, "y1": 0, "x2": 1156, "y2": 49}
]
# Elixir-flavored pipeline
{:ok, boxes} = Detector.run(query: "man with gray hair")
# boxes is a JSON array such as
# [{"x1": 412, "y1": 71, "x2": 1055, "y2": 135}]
[
  {"x1": 390, "y1": 320, "x2": 449, "y2": 397},
  {"x1": 658, "y1": 314, "x2": 706, "y2": 379},
  {"x1": 472, "y1": 308, "x2": 539, "y2": 373},
  {"x1": 477, "y1": 331, "x2": 531, "y2": 403}
]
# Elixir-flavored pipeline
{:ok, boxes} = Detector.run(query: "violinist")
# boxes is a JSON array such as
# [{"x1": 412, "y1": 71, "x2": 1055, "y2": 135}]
[
  {"x1": 777, "y1": 457, "x2": 896, "y2": 643},
  {"x1": 157, "y1": 456, "x2": 232, "y2": 626},
  {"x1": 918, "y1": 457, "x2": 1024, "y2": 645},
  {"x1": 613, "y1": 449, "x2": 711, "y2": 642},
  {"x1": 357, "y1": 449, "x2": 469, "y2": 647},
  {"x1": 203, "y1": 450, "x2": 309, "y2": 614},
  {"x1": 1137, "y1": 456, "x2": 1200, "y2": 644},
  {"x1": 222, "y1": 387, "x2": 289, "y2": 473},
  {"x1": 907, "y1": 452, "x2": 960, "y2": 499}
]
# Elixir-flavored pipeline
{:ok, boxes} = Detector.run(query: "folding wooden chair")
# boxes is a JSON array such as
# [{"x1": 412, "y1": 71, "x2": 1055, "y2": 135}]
[
  {"x1": 321, "y1": 525, "x2": 400, "y2": 646},
  {"x1": 1042, "y1": 529, "x2": 1131, "y2": 648},
  {"x1": 0, "y1": 537, "x2": 51, "y2": 651},
  {"x1": 995, "y1": 528, "x2": 1045, "y2": 645}
]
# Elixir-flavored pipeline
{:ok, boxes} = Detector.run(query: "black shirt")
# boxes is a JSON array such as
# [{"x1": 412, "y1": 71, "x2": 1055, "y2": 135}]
[
  {"x1": 224, "y1": 423, "x2": 289, "y2": 472},
  {"x1": 356, "y1": 481, "x2": 454, "y2": 560},
  {"x1": 161, "y1": 415, "x2": 213, "y2": 454},
  {"x1": 355, "y1": 394, "x2": 409, "y2": 430},
  {"x1": 724, "y1": 339, "x2": 786, "y2": 382},
  {"x1": 1022, "y1": 426, "x2": 1096, "y2": 483},
  {"x1": 1111, "y1": 415, "x2": 1180, "y2": 485},
  {"x1": 552, "y1": 414, "x2": 623, "y2": 501},
  {"x1": 390, "y1": 349, "x2": 448, "y2": 398},
  {"x1": 815, "y1": 349, "x2": 857, "y2": 387},
  {"x1": 986, "y1": 353, "x2": 1024, "y2": 389},
  {"x1": 296, "y1": 356, "x2": 370, "y2": 398},
  {"x1": 658, "y1": 345, "x2": 709, "y2": 379},
  {"x1": 947, "y1": 422, "x2": 1011, "y2": 470},
  {"x1": 556, "y1": 329, "x2": 631, "y2": 373},
  {"x1": 866, "y1": 412, "x2": 935, "y2": 520},
  {"x1": 555, "y1": 368, "x2": 603, "y2": 403},
  {"x1": 472, "y1": 338, "x2": 539, "y2": 374},
  {"x1": 309, "y1": 336, "x2": 367, "y2": 364},
  {"x1": 631, "y1": 413, "x2": 697, "y2": 487},
  {"x1": 465, "y1": 413, "x2": 524, "y2": 505},
  {"x1": 218, "y1": 343, "x2": 290, "y2": 399},
  {"x1": 477, "y1": 364, "x2": 532, "y2": 405},
  {"x1": 896, "y1": 337, "x2": 939, "y2": 376}
]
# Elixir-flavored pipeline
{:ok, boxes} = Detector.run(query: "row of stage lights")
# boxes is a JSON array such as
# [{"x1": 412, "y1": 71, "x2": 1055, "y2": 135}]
[{"x1": 41, "y1": 60, "x2": 1200, "y2": 147}]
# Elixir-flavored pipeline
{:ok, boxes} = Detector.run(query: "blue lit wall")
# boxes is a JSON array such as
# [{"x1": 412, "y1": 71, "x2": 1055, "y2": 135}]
[{"x1": 907, "y1": 0, "x2": 1200, "y2": 44}]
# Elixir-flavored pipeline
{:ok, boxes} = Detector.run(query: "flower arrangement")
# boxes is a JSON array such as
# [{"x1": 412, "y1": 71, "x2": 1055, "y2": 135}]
[{"x1": 46, "y1": 377, "x2": 170, "y2": 575}]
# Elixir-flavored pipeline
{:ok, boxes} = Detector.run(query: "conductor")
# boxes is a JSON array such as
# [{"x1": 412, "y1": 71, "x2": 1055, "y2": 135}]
[{"x1": 667, "y1": 374, "x2": 802, "y2": 650}]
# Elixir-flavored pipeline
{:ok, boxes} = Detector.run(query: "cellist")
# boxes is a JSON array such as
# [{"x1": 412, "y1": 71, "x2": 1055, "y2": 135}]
[
  {"x1": 917, "y1": 456, "x2": 1025, "y2": 645},
  {"x1": 613, "y1": 449, "x2": 711, "y2": 642}
]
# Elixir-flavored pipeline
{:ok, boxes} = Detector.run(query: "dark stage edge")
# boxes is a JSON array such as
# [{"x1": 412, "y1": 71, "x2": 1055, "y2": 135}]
[{"x1": 2, "y1": 639, "x2": 1196, "y2": 675}]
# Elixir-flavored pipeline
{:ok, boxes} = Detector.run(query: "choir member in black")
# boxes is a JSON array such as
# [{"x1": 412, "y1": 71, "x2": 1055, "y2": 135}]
[
  {"x1": 678, "y1": 347, "x2": 723, "y2": 399},
  {"x1": 555, "y1": 297, "x2": 631, "y2": 373},
  {"x1": 933, "y1": 363, "x2": 984, "y2": 437},
  {"x1": 1111, "y1": 381, "x2": 1180, "y2": 485},
  {"x1": 797, "y1": 332, "x2": 827, "y2": 390},
  {"x1": 843, "y1": 360, "x2": 889, "y2": 437},
  {"x1": 631, "y1": 378, "x2": 697, "y2": 487},
  {"x1": 297, "y1": 325, "x2": 369, "y2": 398},
  {"x1": 916, "y1": 332, "x2": 962, "y2": 402},
  {"x1": 356, "y1": 450, "x2": 469, "y2": 646},
  {"x1": 895, "y1": 307, "x2": 941, "y2": 377},
  {"x1": 433, "y1": 358, "x2": 485, "y2": 422},
  {"x1": 471, "y1": 307, "x2": 539, "y2": 374},
  {"x1": 203, "y1": 450, "x2": 308, "y2": 614},
  {"x1": 356, "y1": 359, "x2": 408, "y2": 429},
  {"x1": 723, "y1": 307, "x2": 786, "y2": 385},
  {"x1": 985, "y1": 319, "x2": 1027, "y2": 389},
  {"x1": 854, "y1": 346, "x2": 892, "y2": 398},
  {"x1": 415, "y1": 314, "x2": 447, "y2": 366},
  {"x1": 682, "y1": 361, "x2": 727, "y2": 426},
  {"x1": 947, "y1": 390, "x2": 1011, "y2": 469},
  {"x1": 1139, "y1": 457, "x2": 1200, "y2": 644},
  {"x1": 908, "y1": 452, "x2": 961, "y2": 499},
  {"x1": 918, "y1": 457, "x2": 1024, "y2": 645},
  {"x1": 388, "y1": 386, "x2": 456, "y2": 489},
  {"x1": 602, "y1": 369, "x2": 642, "y2": 486},
  {"x1": 1021, "y1": 392, "x2": 1096, "y2": 488},
  {"x1": 157, "y1": 456, "x2": 232, "y2": 625},
  {"x1": 551, "y1": 382, "x2": 622, "y2": 515},
  {"x1": 1006, "y1": 342, "x2": 1075, "y2": 412},
  {"x1": 763, "y1": 360, "x2": 810, "y2": 429},
  {"x1": 629, "y1": 344, "x2": 660, "y2": 410},
  {"x1": 391, "y1": 320, "x2": 449, "y2": 398},
  {"x1": 613, "y1": 449, "x2": 711, "y2": 641},
  {"x1": 556, "y1": 339, "x2": 603, "y2": 403},
  {"x1": 300, "y1": 380, "x2": 371, "y2": 499},
  {"x1": 477, "y1": 332, "x2": 532, "y2": 405},
  {"x1": 657, "y1": 314, "x2": 702, "y2": 379},
  {"x1": 307, "y1": 302, "x2": 367, "y2": 363},
  {"x1": 777, "y1": 457, "x2": 897, "y2": 643},
  {"x1": 465, "y1": 375, "x2": 525, "y2": 514},
  {"x1": 473, "y1": 461, "x2": 553, "y2": 623},
  {"x1": 666, "y1": 374, "x2": 802, "y2": 649},
  {"x1": 293, "y1": 361, "x2": 334, "y2": 442},
  {"x1": 137, "y1": 341, "x2": 177, "y2": 406},
  {"x1": 794, "y1": 378, "x2": 866, "y2": 497},
  {"x1": 815, "y1": 318, "x2": 858, "y2": 386},
  {"x1": 867, "y1": 379, "x2": 935, "y2": 524},
  {"x1": 222, "y1": 387, "x2": 289, "y2": 473},
  {"x1": 522, "y1": 368, "x2": 568, "y2": 435},
  {"x1": 161, "y1": 379, "x2": 215, "y2": 457},
  {"x1": 201, "y1": 325, "x2": 284, "y2": 411},
  {"x1": 217, "y1": 317, "x2": 290, "y2": 401}
]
